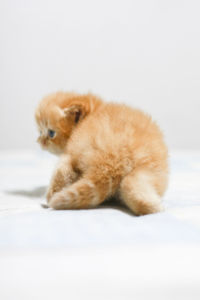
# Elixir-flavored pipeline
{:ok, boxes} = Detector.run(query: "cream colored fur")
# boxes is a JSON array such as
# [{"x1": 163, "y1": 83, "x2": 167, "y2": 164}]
[{"x1": 35, "y1": 92, "x2": 168, "y2": 215}]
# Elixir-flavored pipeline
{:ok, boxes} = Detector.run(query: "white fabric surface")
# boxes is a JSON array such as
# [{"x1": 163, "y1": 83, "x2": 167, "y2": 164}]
[{"x1": 0, "y1": 150, "x2": 200, "y2": 300}]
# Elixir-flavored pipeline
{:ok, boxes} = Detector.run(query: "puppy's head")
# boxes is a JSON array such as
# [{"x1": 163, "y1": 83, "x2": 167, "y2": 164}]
[{"x1": 35, "y1": 91, "x2": 101, "y2": 155}]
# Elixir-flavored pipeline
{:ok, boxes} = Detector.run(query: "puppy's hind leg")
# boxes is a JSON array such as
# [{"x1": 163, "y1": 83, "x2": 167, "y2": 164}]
[{"x1": 119, "y1": 169, "x2": 164, "y2": 216}]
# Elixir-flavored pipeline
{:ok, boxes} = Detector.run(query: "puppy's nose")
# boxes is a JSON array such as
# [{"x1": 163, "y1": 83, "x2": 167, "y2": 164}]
[{"x1": 42, "y1": 137, "x2": 48, "y2": 146}]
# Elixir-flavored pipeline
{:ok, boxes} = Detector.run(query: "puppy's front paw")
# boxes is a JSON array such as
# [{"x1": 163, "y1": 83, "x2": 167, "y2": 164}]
[
  {"x1": 46, "y1": 187, "x2": 54, "y2": 203},
  {"x1": 46, "y1": 184, "x2": 63, "y2": 203},
  {"x1": 48, "y1": 189, "x2": 73, "y2": 210}
]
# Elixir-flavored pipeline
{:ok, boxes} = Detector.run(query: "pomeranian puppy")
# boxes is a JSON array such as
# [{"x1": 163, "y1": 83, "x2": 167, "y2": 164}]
[{"x1": 35, "y1": 92, "x2": 168, "y2": 215}]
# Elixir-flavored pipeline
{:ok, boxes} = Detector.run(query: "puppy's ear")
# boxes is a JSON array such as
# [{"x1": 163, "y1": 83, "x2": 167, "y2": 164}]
[{"x1": 63, "y1": 104, "x2": 87, "y2": 124}]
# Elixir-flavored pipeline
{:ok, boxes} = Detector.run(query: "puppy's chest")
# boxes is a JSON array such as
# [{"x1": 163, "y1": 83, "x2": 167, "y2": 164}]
[
  {"x1": 70, "y1": 155, "x2": 91, "y2": 176},
  {"x1": 68, "y1": 137, "x2": 96, "y2": 171}
]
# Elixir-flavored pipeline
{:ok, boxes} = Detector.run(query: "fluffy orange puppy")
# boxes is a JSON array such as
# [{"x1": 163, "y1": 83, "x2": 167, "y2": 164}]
[{"x1": 35, "y1": 92, "x2": 168, "y2": 215}]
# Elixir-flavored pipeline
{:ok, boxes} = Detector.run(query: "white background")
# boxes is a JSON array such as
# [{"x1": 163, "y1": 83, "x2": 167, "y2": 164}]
[{"x1": 0, "y1": 0, "x2": 200, "y2": 150}]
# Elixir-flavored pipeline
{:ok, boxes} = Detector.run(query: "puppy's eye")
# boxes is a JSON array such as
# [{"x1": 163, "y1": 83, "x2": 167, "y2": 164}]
[{"x1": 48, "y1": 129, "x2": 56, "y2": 138}]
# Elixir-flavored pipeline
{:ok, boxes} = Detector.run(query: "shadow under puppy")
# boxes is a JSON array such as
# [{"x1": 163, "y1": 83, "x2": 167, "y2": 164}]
[{"x1": 35, "y1": 92, "x2": 168, "y2": 215}]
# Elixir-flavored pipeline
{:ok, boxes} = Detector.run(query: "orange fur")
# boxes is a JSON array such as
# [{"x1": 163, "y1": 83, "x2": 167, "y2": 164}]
[{"x1": 35, "y1": 92, "x2": 168, "y2": 215}]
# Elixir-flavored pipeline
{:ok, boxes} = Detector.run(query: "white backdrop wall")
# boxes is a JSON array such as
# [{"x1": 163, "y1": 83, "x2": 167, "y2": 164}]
[{"x1": 0, "y1": 0, "x2": 200, "y2": 150}]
